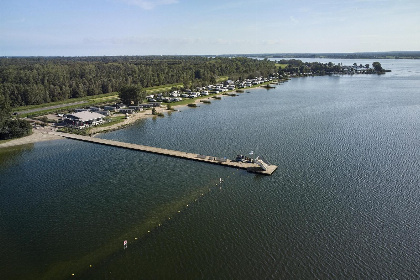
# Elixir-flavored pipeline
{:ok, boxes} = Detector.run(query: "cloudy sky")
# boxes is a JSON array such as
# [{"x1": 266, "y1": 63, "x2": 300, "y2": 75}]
[{"x1": 1, "y1": 0, "x2": 419, "y2": 56}]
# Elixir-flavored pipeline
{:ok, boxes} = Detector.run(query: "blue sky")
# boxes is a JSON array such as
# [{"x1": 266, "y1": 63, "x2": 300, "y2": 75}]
[{"x1": 1, "y1": 0, "x2": 419, "y2": 56}]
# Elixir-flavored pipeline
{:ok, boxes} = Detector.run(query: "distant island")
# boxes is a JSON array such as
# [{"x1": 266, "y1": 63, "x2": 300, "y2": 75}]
[{"x1": 276, "y1": 59, "x2": 390, "y2": 77}]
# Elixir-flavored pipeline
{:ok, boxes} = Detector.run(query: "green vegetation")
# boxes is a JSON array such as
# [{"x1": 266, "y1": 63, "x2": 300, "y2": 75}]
[
  {"x1": 216, "y1": 76, "x2": 229, "y2": 83},
  {"x1": 0, "y1": 89, "x2": 32, "y2": 140},
  {"x1": 0, "y1": 56, "x2": 278, "y2": 140},
  {"x1": 99, "y1": 115, "x2": 127, "y2": 127},
  {"x1": 119, "y1": 85, "x2": 146, "y2": 106},
  {"x1": 277, "y1": 59, "x2": 388, "y2": 76},
  {"x1": 13, "y1": 92, "x2": 118, "y2": 113},
  {"x1": 275, "y1": 63, "x2": 288, "y2": 69},
  {"x1": 372, "y1": 62, "x2": 384, "y2": 72},
  {"x1": 57, "y1": 126, "x2": 90, "y2": 136},
  {"x1": 240, "y1": 51, "x2": 420, "y2": 59},
  {"x1": 0, "y1": 56, "x2": 276, "y2": 108},
  {"x1": 151, "y1": 108, "x2": 164, "y2": 116},
  {"x1": 0, "y1": 119, "x2": 32, "y2": 140}
]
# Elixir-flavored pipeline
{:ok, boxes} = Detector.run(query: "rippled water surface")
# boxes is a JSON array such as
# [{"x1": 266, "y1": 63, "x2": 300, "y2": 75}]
[{"x1": 1, "y1": 59, "x2": 419, "y2": 279}]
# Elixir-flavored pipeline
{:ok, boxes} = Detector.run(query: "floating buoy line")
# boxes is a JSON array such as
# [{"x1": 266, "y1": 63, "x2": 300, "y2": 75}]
[
  {"x1": 69, "y1": 170, "x2": 241, "y2": 278},
  {"x1": 122, "y1": 171, "x2": 238, "y2": 249}
]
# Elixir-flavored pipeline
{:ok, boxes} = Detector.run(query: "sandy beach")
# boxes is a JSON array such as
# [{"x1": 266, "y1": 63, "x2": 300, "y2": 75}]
[{"x1": 0, "y1": 126, "x2": 63, "y2": 148}]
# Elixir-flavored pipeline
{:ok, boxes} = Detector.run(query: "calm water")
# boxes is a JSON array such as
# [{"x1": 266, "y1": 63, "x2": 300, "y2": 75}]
[{"x1": 1, "y1": 59, "x2": 420, "y2": 279}]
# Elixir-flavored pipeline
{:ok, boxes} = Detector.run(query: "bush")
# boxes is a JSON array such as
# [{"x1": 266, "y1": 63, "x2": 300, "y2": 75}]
[{"x1": 0, "y1": 119, "x2": 32, "y2": 140}]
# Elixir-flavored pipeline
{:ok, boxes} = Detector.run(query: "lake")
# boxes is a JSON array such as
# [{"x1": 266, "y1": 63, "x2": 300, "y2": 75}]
[{"x1": 1, "y1": 59, "x2": 419, "y2": 279}]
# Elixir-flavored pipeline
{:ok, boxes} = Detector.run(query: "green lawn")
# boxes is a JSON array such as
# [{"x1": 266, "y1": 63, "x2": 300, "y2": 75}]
[
  {"x1": 216, "y1": 76, "x2": 229, "y2": 83},
  {"x1": 14, "y1": 92, "x2": 118, "y2": 112},
  {"x1": 275, "y1": 63, "x2": 288, "y2": 69}
]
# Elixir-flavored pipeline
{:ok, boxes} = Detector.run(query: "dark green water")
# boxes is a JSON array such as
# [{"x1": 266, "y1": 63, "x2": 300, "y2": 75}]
[{"x1": 1, "y1": 59, "x2": 419, "y2": 279}]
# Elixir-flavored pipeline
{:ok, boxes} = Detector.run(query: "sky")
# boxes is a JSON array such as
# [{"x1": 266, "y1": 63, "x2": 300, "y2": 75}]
[{"x1": 1, "y1": 0, "x2": 419, "y2": 56}]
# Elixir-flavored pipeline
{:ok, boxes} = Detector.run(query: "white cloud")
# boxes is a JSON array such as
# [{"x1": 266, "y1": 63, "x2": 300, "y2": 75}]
[{"x1": 120, "y1": 0, "x2": 178, "y2": 10}]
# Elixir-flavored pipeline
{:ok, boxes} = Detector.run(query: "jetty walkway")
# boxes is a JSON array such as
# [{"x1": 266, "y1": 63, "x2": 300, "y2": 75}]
[{"x1": 52, "y1": 132, "x2": 277, "y2": 175}]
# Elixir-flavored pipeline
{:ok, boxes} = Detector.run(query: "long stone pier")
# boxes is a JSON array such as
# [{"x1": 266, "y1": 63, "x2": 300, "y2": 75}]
[{"x1": 52, "y1": 132, "x2": 277, "y2": 175}]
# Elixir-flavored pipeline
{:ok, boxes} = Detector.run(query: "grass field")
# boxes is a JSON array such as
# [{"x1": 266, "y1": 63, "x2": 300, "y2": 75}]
[{"x1": 275, "y1": 63, "x2": 288, "y2": 69}]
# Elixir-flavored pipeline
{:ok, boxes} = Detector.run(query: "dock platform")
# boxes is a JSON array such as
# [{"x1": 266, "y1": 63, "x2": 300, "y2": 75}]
[{"x1": 52, "y1": 132, "x2": 277, "y2": 175}]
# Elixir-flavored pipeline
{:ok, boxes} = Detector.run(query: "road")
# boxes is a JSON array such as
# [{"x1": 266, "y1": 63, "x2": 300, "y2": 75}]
[{"x1": 15, "y1": 101, "x2": 88, "y2": 115}]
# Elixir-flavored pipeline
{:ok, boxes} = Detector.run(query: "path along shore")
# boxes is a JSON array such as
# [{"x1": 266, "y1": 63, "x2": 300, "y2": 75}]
[{"x1": 0, "y1": 92, "x2": 237, "y2": 149}]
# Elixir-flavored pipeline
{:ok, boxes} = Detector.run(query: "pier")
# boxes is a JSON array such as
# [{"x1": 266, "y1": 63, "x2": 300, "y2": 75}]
[{"x1": 52, "y1": 132, "x2": 277, "y2": 175}]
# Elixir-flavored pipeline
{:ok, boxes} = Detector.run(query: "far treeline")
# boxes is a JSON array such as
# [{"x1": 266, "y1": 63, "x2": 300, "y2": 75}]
[
  {"x1": 0, "y1": 56, "x2": 276, "y2": 108},
  {"x1": 232, "y1": 51, "x2": 420, "y2": 60}
]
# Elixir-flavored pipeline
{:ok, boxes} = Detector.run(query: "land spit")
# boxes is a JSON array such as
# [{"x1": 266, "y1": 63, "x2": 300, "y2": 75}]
[{"x1": 52, "y1": 132, "x2": 278, "y2": 175}]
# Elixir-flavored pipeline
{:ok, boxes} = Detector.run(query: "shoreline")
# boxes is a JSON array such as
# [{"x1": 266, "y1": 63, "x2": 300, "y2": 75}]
[
  {"x1": 0, "y1": 93, "x2": 230, "y2": 149},
  {"x1": 0, "y1": 83, "x2": 272, "y2": 149}
]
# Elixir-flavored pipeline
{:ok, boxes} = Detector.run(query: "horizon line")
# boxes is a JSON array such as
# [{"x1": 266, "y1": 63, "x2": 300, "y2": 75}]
[{"x1": 1, "y1": 51, "x2": 420, "y2": 58}]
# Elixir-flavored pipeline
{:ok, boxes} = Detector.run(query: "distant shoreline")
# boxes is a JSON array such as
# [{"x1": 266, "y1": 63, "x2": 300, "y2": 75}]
[{"x1": 227, "y1": 51, "x2": 420, "y2": 60}]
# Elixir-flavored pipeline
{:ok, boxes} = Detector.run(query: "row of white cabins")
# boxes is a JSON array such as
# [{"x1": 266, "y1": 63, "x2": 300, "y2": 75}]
[{"x1": 147, "y1": 76, "x2": 273, "y2": 103}]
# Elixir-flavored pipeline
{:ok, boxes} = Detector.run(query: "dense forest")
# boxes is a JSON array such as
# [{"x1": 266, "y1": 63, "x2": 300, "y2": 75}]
[{"x1": 0, "y1": 56, "x2": 276, "y2": 108}]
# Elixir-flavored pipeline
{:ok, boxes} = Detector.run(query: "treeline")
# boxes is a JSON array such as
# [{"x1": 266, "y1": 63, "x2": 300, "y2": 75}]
[
  {"x1": 236, "y1": 51, "x2": 420, "y2": 59},
  {"x1": 278, "y1": 59, "x2": 342, "y2": 75},
  {"x1": 0, "y1": 56, "x2": 276, "y2": 108}
]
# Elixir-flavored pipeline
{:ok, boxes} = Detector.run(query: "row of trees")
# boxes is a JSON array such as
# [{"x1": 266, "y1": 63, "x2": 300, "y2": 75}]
[{"x1": 0, "y1": 56, "x2": 276, "y2": 108}]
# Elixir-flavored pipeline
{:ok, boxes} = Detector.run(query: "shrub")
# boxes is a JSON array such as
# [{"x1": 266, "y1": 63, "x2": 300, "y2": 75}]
[{"x1": 0, "y1": 119, "x2": 32, "y2": 140}]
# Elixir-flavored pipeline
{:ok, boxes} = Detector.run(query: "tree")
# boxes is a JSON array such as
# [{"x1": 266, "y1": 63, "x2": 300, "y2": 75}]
[
  {"x1": 0, "y1": 119, "x2": 32, "y2": 140},
  {"x1": 119, "y1": 85, "x2": 146, "y2": 106},
  {"x1": 372, "y1": 62, "x2": 383, "y2": 72},
  {"x1": 0, "y1": 91, "x2": 11, "y2": 128}
]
